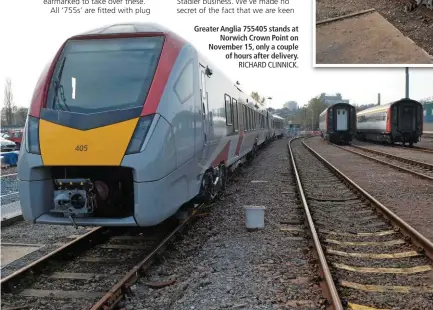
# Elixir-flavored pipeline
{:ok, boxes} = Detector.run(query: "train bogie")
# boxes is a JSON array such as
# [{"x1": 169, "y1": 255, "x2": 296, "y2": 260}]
[
  {"x1": 319, "y1": 103, "x2": 356, "y2": 144},
  {"x1": 356, "y1": 98, "x2": 423, "y2": 145},
  {"x1": 18, "y1": 23, "x2": 283, "y2": 228}
]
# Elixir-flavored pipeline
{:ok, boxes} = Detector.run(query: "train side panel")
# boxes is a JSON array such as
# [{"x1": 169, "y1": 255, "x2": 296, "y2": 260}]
[{"x1": 356, "y1": 98, "x2": 423, "y2": 145}]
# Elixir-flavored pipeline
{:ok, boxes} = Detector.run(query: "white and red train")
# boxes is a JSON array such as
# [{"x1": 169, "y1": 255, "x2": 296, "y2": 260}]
[{"x1": 18, "y1": 23, "x2": 285, "y2": 227}]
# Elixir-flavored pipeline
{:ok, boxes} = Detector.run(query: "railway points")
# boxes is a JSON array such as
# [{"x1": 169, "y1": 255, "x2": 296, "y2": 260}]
[
  {"x1": 306, "y1": 136, "x2": 433, "y2": 243},
  {"x1": 334, "y1": 143, "x2": 433, "y2": 181},
  {"x1": 290, "y1": 137, "x2": 433, "y2": 309},
  {"x1": 354, "y1": 139, "x2": 433, "y2": 155}
]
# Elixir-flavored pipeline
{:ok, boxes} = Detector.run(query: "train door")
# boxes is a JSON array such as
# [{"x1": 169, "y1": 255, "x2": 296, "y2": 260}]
[
  {"x1": 336, "y1": 108, "x2": 348, "y2": 131},
  {"x1": 199, "y1": 65, "x2": 211, "y2": 162},
  {"x1": 398, "y1": 104, "x2": 415, "y2": 132}
]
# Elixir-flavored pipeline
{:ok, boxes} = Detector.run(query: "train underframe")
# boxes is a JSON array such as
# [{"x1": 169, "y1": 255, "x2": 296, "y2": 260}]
[
  {"x1": 356, "y1": 131, "x2": 420, "y2": 146},
  {"x1": 325, "y1": 131, "x2": 353, "y2": 145}
]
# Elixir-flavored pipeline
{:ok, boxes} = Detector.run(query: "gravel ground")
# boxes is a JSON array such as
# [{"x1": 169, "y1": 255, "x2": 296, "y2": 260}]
[
  {"x1": 291, "y1": 137, "x2": 433, "y2": 309},
  {"x1": 1, "y1": 201, "x2": 22, "y2": 219},
  {"x1": 352, "y1": 140, "x2": 433, "y2": 166},
  {"x1": 315, "y1": 0, "x2": 433, "y2": 57},
  {"x1": 124, "y1": 138, "x2": 326, "y2": 310},
  {"x1": 306, "y1": 137, "x2": 433, "y2": 241},
  {"x1": 1, "y1": 221, "x2": 91, "y2": 277},
  {"x1": 1, "y1": 172, "x2": 19, "y2": 206},
  {"x1": 418, "y1": 138, "x2": 433, "y2": 150},
  {"x1": 1, "y1": 173, "x2": 18, "y2": 195}
]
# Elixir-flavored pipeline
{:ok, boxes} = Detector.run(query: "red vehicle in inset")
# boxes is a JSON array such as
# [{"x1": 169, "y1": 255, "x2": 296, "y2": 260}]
[{"x1": 1, "y1": 129, "x2": 23, "y2": 150}]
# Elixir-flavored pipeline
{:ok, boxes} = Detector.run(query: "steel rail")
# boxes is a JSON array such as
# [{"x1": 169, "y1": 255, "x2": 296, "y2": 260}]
[
  {"x1": 1, "y1": 226, "x2": 107, "y2": 292},
  {"x1": 329, "y1": 143, "x2": 433, "y2": 181},
  {"x1": 90, "y1": 205, "x2": 205, "y2": 310},
  {"x1": 412, "y1": 146, "x2": 433, "y2": 153},
  {"x1": 354, "y1": 139, "x2": 433, "y2": 154},
  {"x1": 288, "y1": 138, "x2": 343, "y2": 310},
  {"x1": 303, "y1": 139, "x2": 433, "y2": 260},
  {"x1": 352, "y1": 144, "x2": 433, "y2": 170}
]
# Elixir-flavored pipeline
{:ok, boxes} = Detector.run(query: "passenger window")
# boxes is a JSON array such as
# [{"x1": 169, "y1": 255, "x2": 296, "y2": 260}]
[
  {"x1": 244, "y1": 106, "x2": 248, "y2": 130},
  {"x1": 201, "y1": 72, "x2": 206, "y2": 101},
  {"x1": 233, "y1": 99, "x2": 238, "y2": 131},
  {"x1": 174, "y1": 61, "x2": 194, "y2": 104},
  {"x1": 225, "y1": 94, "x2": 232, "y2": 126}
]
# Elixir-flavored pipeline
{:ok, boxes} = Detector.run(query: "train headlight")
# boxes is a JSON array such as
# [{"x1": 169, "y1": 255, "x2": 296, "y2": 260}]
[
  {"x1": 25, "y1": 116, "x2": 41, "y2": 154},
  {"x1": 125, "y1": 114, "x2": 155, "y2": 155}
]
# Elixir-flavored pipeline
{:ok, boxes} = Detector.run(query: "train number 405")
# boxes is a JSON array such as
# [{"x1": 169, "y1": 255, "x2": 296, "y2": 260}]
[{"x1": 75, "y1": 145, "x2": 88, "y2": 152}]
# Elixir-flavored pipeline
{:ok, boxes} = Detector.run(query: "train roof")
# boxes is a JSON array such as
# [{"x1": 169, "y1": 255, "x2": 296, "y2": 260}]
[
  {"x1": 74, "y1": 23, "x2": 176, "y2": 37},
  {"x1": 356, "y1": 98, "x2": 422, "y2": 116},
  {"x1": 68, "y1": 23, "x2": 269, "y2": 113},
  {"x1": 319, "y1": 102, "x2": 354, "y2": 117}
]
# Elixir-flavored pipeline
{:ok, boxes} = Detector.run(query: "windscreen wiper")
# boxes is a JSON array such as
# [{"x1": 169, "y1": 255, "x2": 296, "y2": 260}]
[{"x1": 52, "y1": 57, "x2": 71, "y2": 112}]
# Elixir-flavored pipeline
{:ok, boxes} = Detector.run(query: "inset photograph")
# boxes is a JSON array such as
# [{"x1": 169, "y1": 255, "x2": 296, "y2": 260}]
[{"x1": 314, "y1": 1, "x2": 433, "y2": 66}]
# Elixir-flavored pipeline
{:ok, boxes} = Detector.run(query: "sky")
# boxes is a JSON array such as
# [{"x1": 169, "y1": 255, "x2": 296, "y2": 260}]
[{"x1": 0, "y1": 0, "x2": 432, "y2": 111}]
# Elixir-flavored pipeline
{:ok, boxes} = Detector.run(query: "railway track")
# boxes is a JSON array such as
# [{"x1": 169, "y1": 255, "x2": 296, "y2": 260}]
[
  {"x1": 1, "y1": 205, "x2": 205, "y2": 310},
  {"x1": 332, "y1": 143, "x2": 433, "y2": 181},
  {"x1": 289, "y1": 137, "x2": 433, "y2": 309},
  {"x1": 354, "y1": 139, "x2": 433, "y2": 154},
  {"x1": 1, "y1": 143, "x2": 267, "y2": 309},
  {"x1": 1, "y1": 172, "x2": 22, "y2": 226}
]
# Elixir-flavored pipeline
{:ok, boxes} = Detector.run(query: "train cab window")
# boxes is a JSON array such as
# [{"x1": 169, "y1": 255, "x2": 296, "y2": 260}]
[
  {"x1": 174, "y1": 61, "x2": 194, "y2": 104},
  {"x1": 47, "y1": 36, "x2": 165, "y2": 114},
  {"x1": 225, "y1": 94, "x2": 232, "y2": 126}
]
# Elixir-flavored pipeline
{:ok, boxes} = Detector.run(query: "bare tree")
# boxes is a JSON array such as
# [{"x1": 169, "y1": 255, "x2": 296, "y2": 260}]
[
  {"x1": 3, "y1": 78, "x2": 16, "y2": 125},
  {"x1": 15, "y1": 107, "x2": 29, "y2": 126}
]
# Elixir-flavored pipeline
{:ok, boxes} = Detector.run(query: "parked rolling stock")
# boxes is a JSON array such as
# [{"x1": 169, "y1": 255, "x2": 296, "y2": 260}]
[
  {"x1": 18, "y1": 23, "x2": 283, "y2": 228},
  {"x1": 270, "y1": 114, "x2": 285, "y2": 139},
  {"x1": 319, "y1": 102, "x2": 357, "y2": 144},
  {"x1": 423, "y1": 102, "x2": 433, "y2": 137},
  {"x1": 356, "y1": 98, "x2": 423, "y2": 146}
]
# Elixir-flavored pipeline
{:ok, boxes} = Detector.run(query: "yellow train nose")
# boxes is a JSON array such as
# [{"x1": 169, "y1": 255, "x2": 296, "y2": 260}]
[{"x1": 39, "y1": 118, "x2": 139, "y2": 166}]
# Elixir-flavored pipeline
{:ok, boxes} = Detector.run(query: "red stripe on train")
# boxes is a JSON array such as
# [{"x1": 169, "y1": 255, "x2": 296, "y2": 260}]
[
  {"x1": 141, "y1": 33, "x2": 185, "y2": 116},
  {"x1": 235, "y1": 130, "x2": 244, "y2": 156},
  {"x1": 212, "y1": 141, "x2": 231, "y2": 168}
]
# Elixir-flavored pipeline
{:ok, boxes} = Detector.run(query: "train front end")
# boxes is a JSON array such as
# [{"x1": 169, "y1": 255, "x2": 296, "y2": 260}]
[
  {"x1": 326, "y1": 103, "x2": 356, "y2": 144},
  {"x1": 388, "y1": 99, "x2": 424, "y2": 145},
  {"x1": 18, "y1": 24, "x2": 187, "y2": 227}
]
